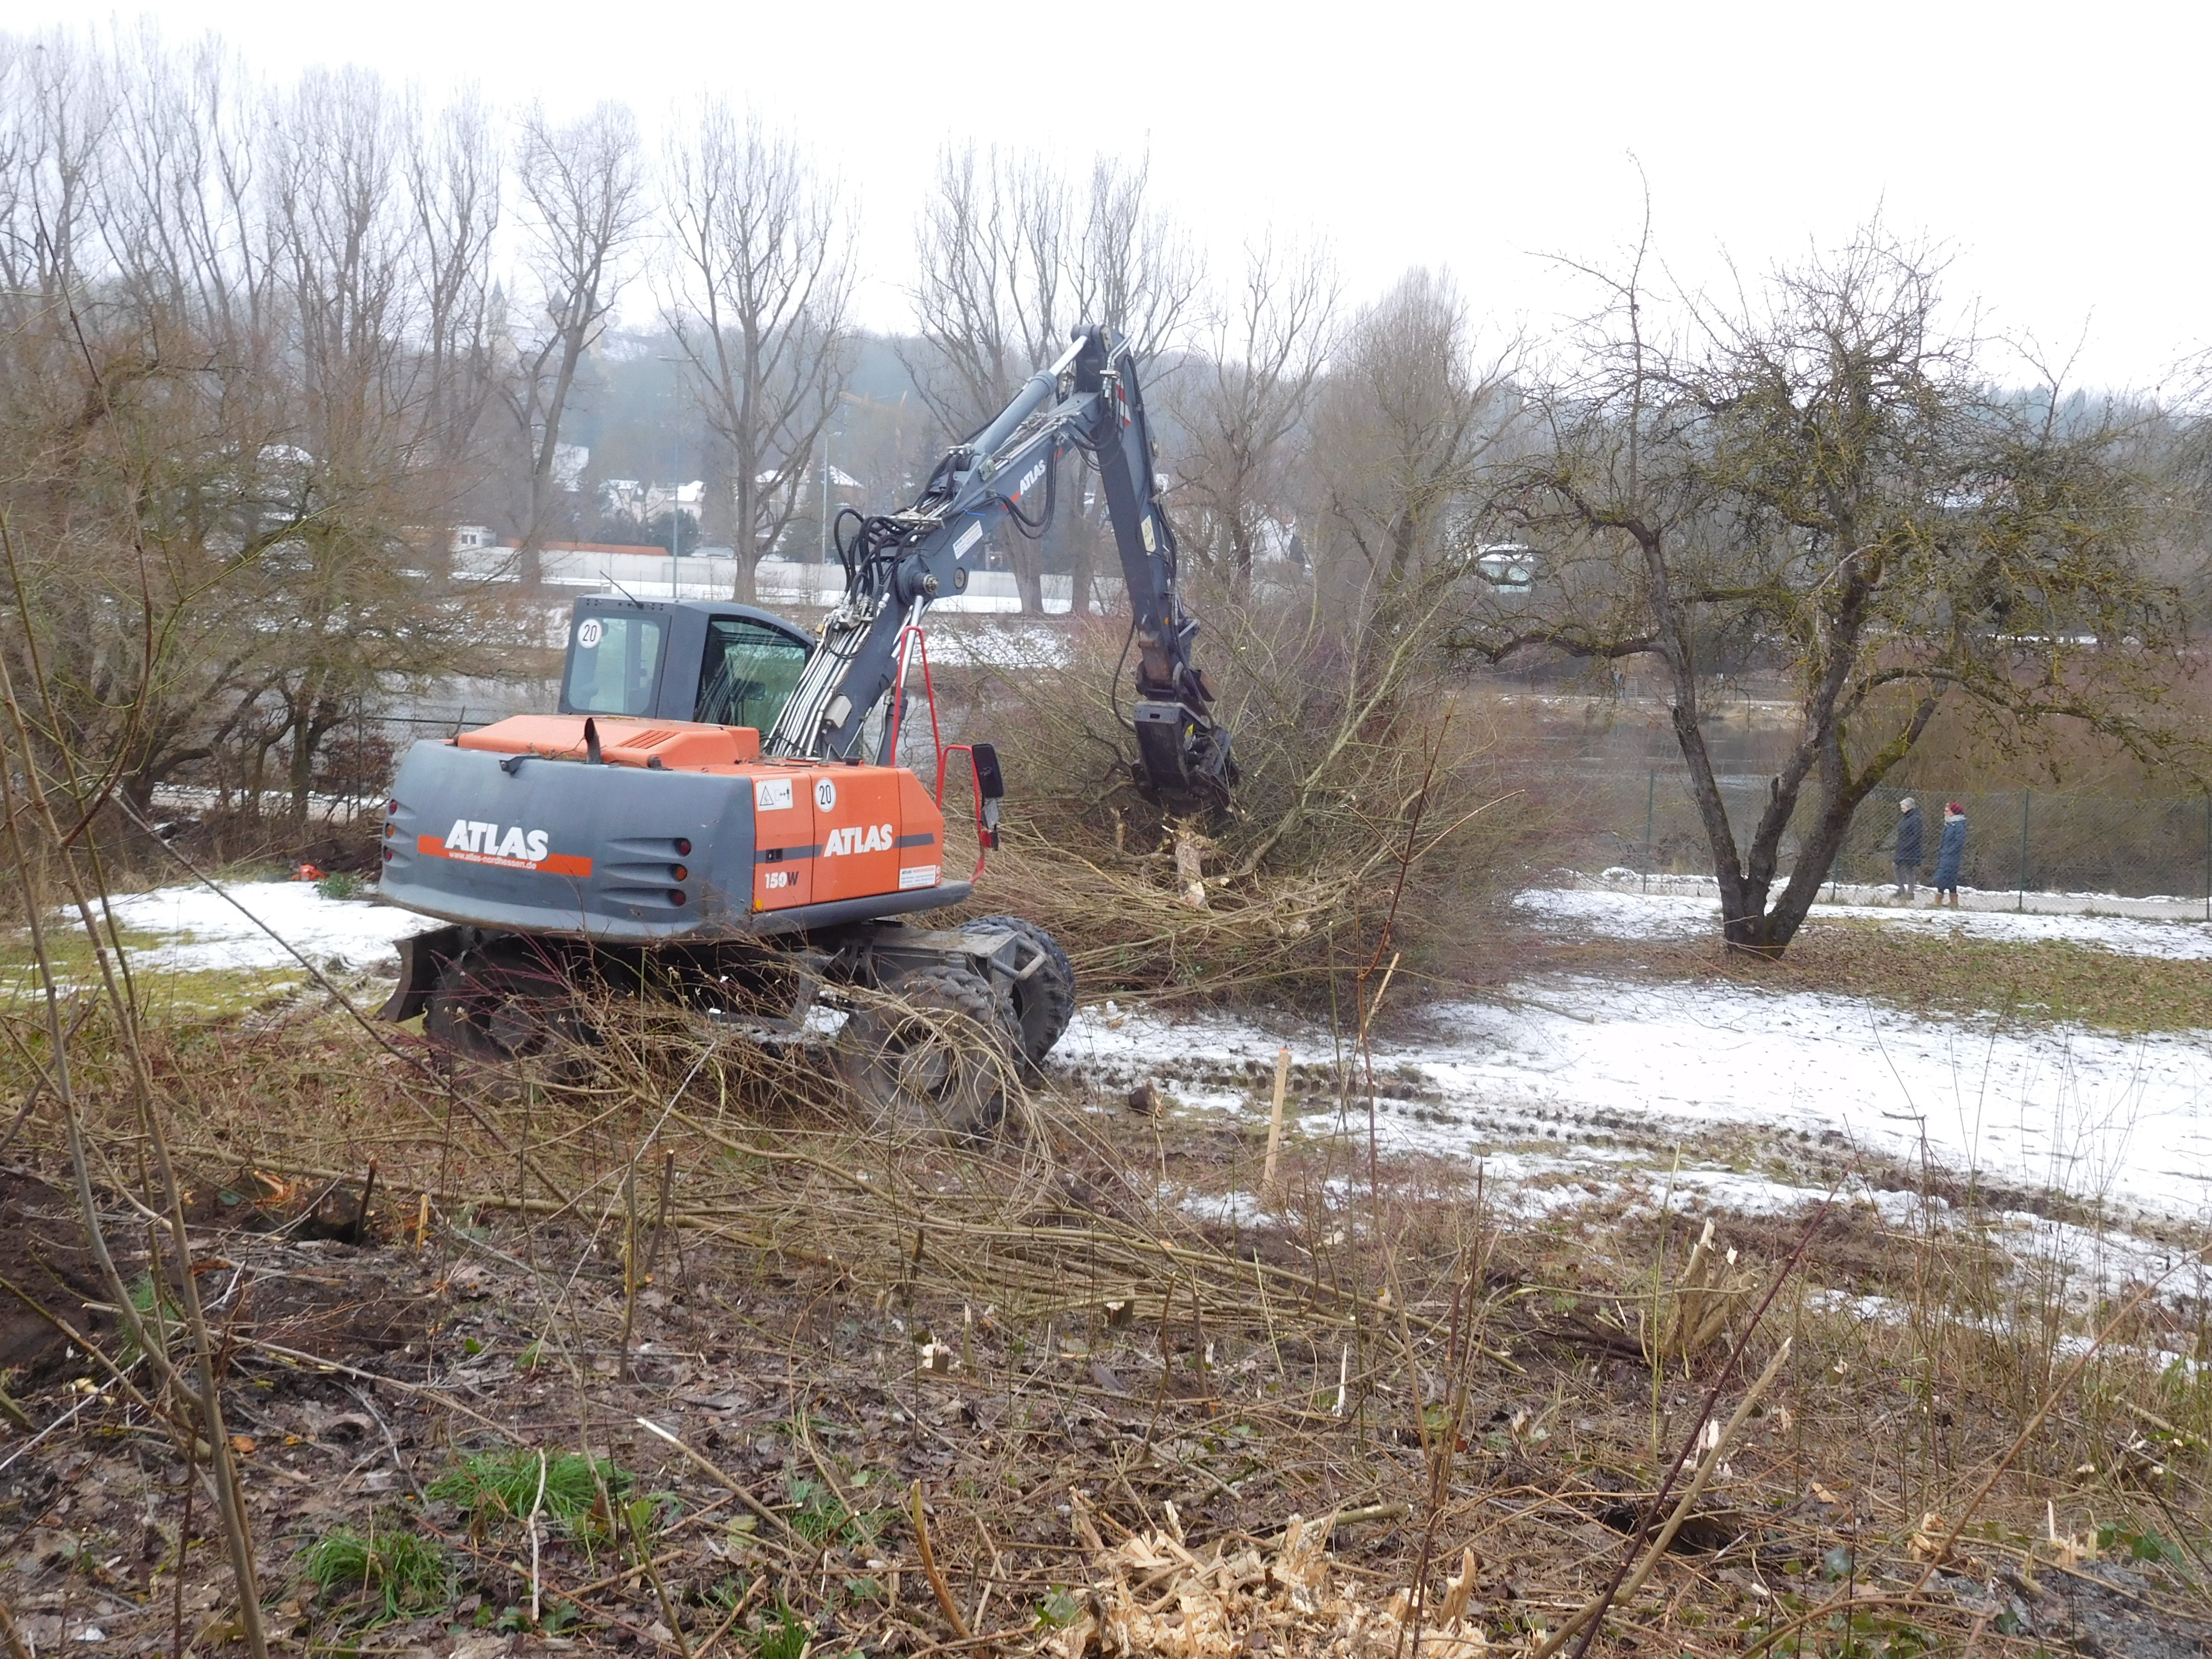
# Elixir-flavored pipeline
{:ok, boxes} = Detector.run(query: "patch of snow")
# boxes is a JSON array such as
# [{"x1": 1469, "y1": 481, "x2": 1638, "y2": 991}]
[
  {"x1": 1554, "y1": 868, "x2": 2212, "y2": 926},
  {"x1": 92, "y1": 881, "x2": 429, "y2": 974},
  {"x1": 1052, "y1": 976, "x2": 2212, "y2": 1222},
  {"x1": 913, "y1": 622, "x2": 1073, "y2": 671},
  {"x1": 1518, "y1": 883, "x2": 2212, "y2": 960}
]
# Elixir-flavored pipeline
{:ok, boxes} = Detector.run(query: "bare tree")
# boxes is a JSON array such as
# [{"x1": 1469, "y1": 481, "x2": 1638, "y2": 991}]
[
  {"x1": 1466, "y1": 228, "x2": 2176, "y2": 953},
  {"x1": 503, "y1": 100, "x2": 647, "y2": 576},
  {"x1": 1169, "y1": 236, "x2": 1337, "y2": 590},
  {"x1": 0, "y1": 36, "x2": 514, "y2": 828},
  {"x1": 1307, "y1": 267, "x2": 1518, "y2": 599},
  {"x1": 0, "y1": 28, "x2": 112, "y2": 298},
  {"x1": 662, "y1": 99, "x2": 854, "y2": 603},
  {"x1": 905, "y1": 146, "x2": 1067, "y2": 435},
  {"x1": 905, "y1": 144, "x2": 1200, "y2": 612},
  {"x1": 1078, "y1": 152, "x2": 1202, "y2": 369},
  {"x1": 406, "y1": 88, "x2": 501, "y2": 480}
]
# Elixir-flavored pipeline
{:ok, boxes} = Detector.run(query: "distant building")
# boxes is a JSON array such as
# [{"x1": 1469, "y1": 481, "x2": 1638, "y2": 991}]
[
  {"x1": 552, "y1": 443, "x2": 590, "y2": 493},
  {"x1": 600, "y1": 478, "x2": 705, "y2": 523},
  {"x1": 1477, "y1": 543, "x2": 1537, "y2": 594}
]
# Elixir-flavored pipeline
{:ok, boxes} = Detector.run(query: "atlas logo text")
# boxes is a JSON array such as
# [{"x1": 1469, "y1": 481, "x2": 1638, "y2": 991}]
[
  {"x1": 822, "y1": 823, "x2": 895, "y2": 856},
  {"x1": 444, "y1": 821, "x2": 552, "y2": 862}
]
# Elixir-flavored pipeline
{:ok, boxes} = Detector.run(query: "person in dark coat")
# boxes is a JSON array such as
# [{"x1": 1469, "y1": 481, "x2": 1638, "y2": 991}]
[
  {"x1": 1889, "y1": 798, "x2": 1924, "y2": 898},
  {"x1": 1931, "y1": 802, "x2": 1967, "y2": 907}
]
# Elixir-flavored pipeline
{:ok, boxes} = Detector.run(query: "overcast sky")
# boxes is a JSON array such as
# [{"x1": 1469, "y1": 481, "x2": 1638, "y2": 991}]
[{"x1": 3, "y1": 0, "x2": 2202, "y2": 393}]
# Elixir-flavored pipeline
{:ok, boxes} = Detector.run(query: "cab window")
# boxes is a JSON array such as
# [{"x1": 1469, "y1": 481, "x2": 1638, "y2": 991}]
[
  {"x1": 696, "y1": 617, "x2": 810, "y2": 731},
  {"x1": 565, "y1": 613, "x2": 665, "y2": 716}
]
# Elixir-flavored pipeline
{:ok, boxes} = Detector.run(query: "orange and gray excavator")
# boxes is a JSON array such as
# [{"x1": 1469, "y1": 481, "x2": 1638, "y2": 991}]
[{"x1": 375, "y1": 325, "x2": 1234, "y2": 1132}]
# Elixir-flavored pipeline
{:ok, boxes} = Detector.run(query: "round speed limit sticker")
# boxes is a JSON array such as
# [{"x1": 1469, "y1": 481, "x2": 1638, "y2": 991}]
[{"x1": 576, "y1": 618, "x2": 604, "y2": 648}]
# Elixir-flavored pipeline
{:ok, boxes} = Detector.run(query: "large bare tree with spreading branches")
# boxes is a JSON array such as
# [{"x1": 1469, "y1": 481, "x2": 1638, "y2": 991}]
[{"x1": 1464, "y1": 228, "x2": 2178, "y2": 953}]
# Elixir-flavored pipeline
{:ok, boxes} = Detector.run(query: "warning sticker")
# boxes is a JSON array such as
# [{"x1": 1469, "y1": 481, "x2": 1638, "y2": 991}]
[{"x1": 754, "y1": 776, "x2": 794, "y2": 811}]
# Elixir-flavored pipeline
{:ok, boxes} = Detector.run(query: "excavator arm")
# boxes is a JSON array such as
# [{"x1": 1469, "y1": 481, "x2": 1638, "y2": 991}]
[{"x1": 764, "y1": 325, "x2": 1235, "y2": 812}]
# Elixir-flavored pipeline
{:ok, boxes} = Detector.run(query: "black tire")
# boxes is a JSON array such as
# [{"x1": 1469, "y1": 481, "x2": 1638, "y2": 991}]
[
  {"x1": 833, "y1": 962, "x2": 1021, "y2": 1141},
  {"x1": 963, "y1": 915, "x2": 1075, "y2": 1062},
  {"x1": 423, "y1": 939, "x2": 589, "y2": 1074}
]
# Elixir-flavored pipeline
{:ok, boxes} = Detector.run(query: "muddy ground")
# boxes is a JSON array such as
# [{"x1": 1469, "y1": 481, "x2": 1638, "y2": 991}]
[{"x1": 6, "y1": 1045, "x2": 2212, "y2": 1659}]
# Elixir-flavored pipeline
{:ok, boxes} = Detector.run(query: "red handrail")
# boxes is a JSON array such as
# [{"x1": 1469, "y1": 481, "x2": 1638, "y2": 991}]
[
  {"x1": 934, "y1": 744, "x2": 996, "y2": 882},
  {"x1": 885, "y1": 626, "x2": 989, "y2": 881},
  {"x1": 884, "y1": 623, "x2": 943, "y2": 774}
]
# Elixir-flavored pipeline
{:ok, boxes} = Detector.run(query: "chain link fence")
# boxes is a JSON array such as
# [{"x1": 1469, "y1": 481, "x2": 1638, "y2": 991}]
[{"x1": 1554, "y1": 764, "x2": 2212, "y2": 914}]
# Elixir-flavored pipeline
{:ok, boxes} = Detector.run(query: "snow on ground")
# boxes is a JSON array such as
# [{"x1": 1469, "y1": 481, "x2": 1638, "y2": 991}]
[
  {"x1": 96, "y1": 881, "x2": 426, "y2": 974},
  {"x1": 913, "y1": 622, "x2": 1074, "y2": 671},
  {"x1": 74, "y1": 871, "x2": 2212, "y2": 1244},
  {"x1": 1520, "y1": 877, "x2": 2212, "y2": 958},
  {"x1": 1052, "y1": 981, "x2": 2212, "y2": 1219}
]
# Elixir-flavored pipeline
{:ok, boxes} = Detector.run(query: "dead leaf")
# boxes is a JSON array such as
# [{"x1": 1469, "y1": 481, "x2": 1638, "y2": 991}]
[
  {"x1": 1909, "y1": 1512, "x2": 1949, "y2": 1563},
  {"x1": 228, "y1": 1435, "x2": 255, "y2": 1456}
]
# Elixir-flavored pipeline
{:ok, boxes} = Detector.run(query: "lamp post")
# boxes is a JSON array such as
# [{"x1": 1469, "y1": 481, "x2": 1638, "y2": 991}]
[
  {"x1": 819, "y1": 392, "x2": 862, "y2": 570},
  {"x1": 657, "y1": 356, "x2": 688, "y2": 589}
]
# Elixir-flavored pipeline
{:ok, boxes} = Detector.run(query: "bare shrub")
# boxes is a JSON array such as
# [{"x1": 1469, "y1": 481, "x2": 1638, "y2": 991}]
[{"x1": 937, "y1": 579, "x2": 1552, "y2": 1009}]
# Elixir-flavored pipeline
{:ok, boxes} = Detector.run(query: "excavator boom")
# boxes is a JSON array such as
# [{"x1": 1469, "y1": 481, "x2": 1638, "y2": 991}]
[{"x1": 767, "y1": 324, "x2": 1235, "y2": 810}]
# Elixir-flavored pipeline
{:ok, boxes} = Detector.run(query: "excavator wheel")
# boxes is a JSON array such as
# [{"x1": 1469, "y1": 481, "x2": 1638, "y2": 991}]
[
  {"x1": 962, "y1": 915, "x2": 1075, "y2": 1064},
  {"x1": 423, "y1": 938, "x2": 592, "y2": 1082},
  {"x1": 833, "y1": 961, "x2": 1021, "y2": 1142}
]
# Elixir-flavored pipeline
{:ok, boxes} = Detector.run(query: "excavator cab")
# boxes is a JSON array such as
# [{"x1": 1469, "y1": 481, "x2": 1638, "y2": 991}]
[{"x1": 558, "y1": 598, "x2": 814, "y2": 733}]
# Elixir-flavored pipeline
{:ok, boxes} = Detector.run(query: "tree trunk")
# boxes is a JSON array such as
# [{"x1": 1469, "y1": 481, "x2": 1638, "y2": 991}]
[
  {"x1": 1066, "y1": 510, "x2": 1097, "y2": 616},
  {"x1": 289, "y1": 708, "x2": 316, "y2": 825},
  {"x1": 1009, "y1": 536, "x2": 1043, "y2": 614}
]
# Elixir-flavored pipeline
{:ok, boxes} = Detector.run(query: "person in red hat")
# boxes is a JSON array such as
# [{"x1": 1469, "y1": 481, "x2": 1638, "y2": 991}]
[{"x1": 1930, "y1": 802, "x2": 1968, "y2": 908}]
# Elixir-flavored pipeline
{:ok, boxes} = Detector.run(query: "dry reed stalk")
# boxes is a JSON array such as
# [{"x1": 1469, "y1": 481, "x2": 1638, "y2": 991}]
[
  {"x1": 1548, "y1": 1182, "x2": 1844, "y2": 1659},
  {"x1": 1532, "y1": 1337, "x2": 1792, "y2": 1659},
  {"x1": 913, "y1": 1481, "x2": 974, "y2": 1640},
  {"x1": 635, "y1": 1417, "x2": 811, "y2": 1551},
  {"x1": 1649, "y1": 1217, "x2": 1754, "y2": 1362},
  {"x1": 618, "y1": 1491, "x2": 694, "y2": 1659},
  {"x1": 1261, "y1": 1046, "x2": 1290, "y2": 1209},
  {"x1": 526, "y1": 1448, "x2": 549, "y2": 1626},
  {"x1": 0, "y1": 576, "x2": 272, "y2": 1659}
]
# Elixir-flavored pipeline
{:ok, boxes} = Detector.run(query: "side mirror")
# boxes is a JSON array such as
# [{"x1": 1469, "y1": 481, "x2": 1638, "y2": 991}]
[{"x1": 972, "y1": 743, "x2": 1005, "y2": 802}]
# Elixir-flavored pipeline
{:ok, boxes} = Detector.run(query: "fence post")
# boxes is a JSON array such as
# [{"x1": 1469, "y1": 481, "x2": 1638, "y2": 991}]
[
  {"x1": 1642, "y1": 769, "x2": 1656, "y2": 894},
  {"x1": 2017, "y1": 789, "x2": 2031, "y2": 913}
]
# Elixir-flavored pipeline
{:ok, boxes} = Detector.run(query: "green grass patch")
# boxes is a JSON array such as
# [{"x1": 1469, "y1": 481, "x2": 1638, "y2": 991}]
[
  {"x1": 784, "y1": 1471, "x2": 888, "y2": 1549},
  {"x1": 300, "y1": 1524, "x2": 452, "y2": 1628},
  {"x1": 753, "y1": 1602, "x2": 810, "y2": 1659},
  {"x1": 1564, "y1": 920, "x2": 2212, "y2": 1034},
  {"x1": 429, "y1": 1447, "x2": 633, "y2": 1537},
  {"x1": 0, "y1": 915, "x2": 305, "y2": 1017},
  {"x1": 1774, "y1": 924, "x2": 2212, "y2": 1033}
]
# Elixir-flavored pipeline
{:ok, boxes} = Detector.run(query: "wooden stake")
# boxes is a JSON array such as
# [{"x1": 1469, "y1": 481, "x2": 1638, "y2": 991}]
[{"x1": 1261, "y1": 1046, "x2": 1291, "y2": 1210}]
